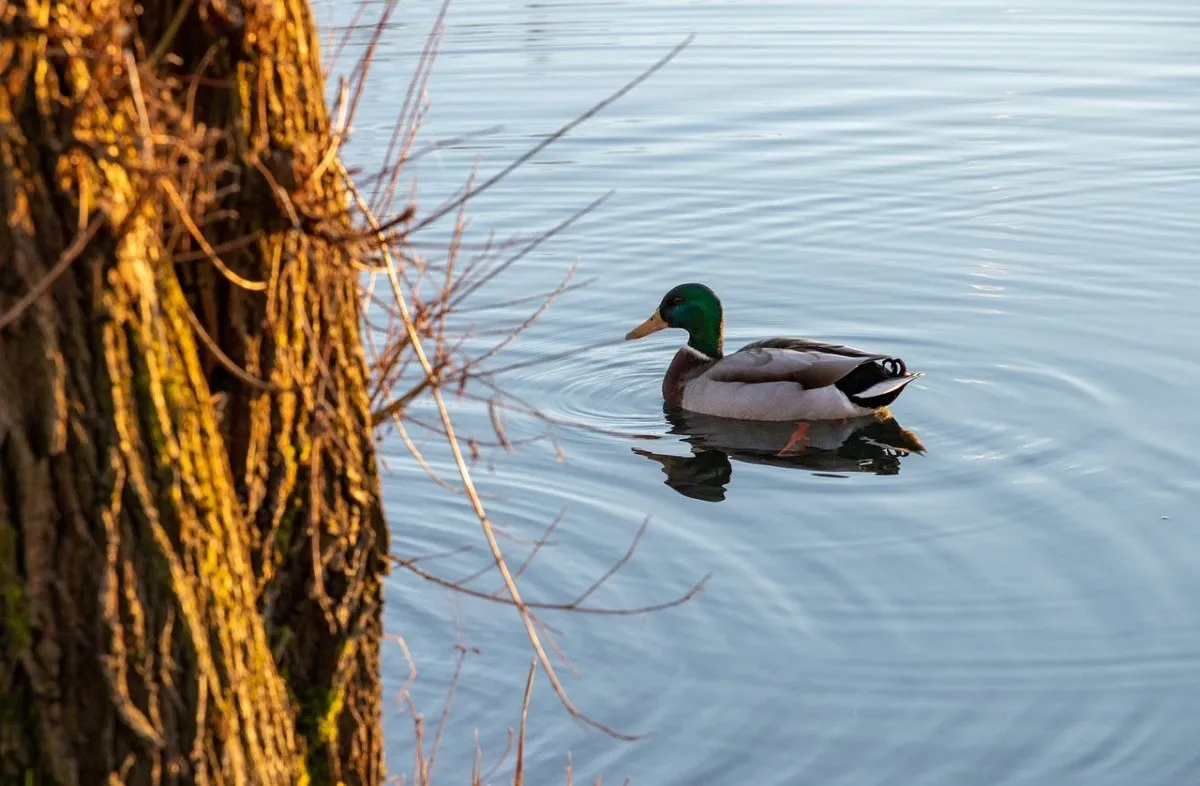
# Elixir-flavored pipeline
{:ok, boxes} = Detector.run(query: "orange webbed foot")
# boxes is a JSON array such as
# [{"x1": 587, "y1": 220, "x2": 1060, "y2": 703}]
[{"x1": 778, "y1": 421, "x2": 811, "y2": 455}]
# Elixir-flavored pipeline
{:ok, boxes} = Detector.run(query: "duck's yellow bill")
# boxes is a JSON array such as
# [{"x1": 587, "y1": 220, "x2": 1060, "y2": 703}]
[{"x1": 625, "y1": 311, "x2": 668, "y2": 340}]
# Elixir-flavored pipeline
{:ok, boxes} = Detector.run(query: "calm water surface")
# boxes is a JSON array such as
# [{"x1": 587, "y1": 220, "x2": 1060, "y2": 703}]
[{"x1": 325, "y1": 1, "x2": 1200, "y2": 783}]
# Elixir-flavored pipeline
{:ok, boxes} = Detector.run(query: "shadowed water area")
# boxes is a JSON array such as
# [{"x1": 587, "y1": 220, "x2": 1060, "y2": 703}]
[{"x1": 326, "y1": 0, "x2": 1200, "y2": 782}]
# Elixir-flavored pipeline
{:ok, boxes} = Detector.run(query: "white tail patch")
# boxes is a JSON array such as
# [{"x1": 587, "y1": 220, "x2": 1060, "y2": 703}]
[{"x1": 858, "y1": 373, "x2": 922, "y2": 400}]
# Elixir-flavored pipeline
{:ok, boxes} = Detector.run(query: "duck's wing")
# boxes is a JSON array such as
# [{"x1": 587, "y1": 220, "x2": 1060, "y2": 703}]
[
  {"x1": 743, "y1": 337, "x2": 898, "y2": 361},
  {"x1": 707, "y1": 338, "x2": 903, "y2": 390}
]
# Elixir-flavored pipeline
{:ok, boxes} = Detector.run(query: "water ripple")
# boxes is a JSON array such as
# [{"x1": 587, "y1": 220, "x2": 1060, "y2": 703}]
[{"x1": 335, "y1": 0, "x2": 1200, "y2": 782}]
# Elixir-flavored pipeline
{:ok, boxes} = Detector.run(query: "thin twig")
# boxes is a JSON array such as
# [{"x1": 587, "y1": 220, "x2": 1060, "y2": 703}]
[
  {"x1": 513, "y1": 661, "x2": 536, "y2": 786},
  {"x1": 533, "y1": 614, "x2": 580, "y2": 676},
  {"x1": 182, "y1": 302, "x2": 283, "y2": 392},
  {"x1": 170, "y1": 230, "x2": 263, "y2": 262},
  {"x1": 450, "y1": 278, "x2": 594, "y2": 315},
  {"x1": 481, "y1": 727, "x2": 515, "y2": 785},
  {"x1": 448, "y1": 193, "x2": 610, "y2": 310},
  {"x1": 391, "y1": 545, "x2": 476, "y2": 568},
  {"x1": 572, "y1": 518, "x2": 649, "y2": 608},
  {"x1": 341, "y1": 0, "x2": 401, "y2": 148},
  {"x1": 162, "y1": 180, "x2": 267, "y2": 291},
  {"x1": 395, "y1": 557, "x2": 710, "y2": 617},
  {"x1": 0, "y1": 211, "x2": 106, "y2": 333},
  {"x1": 487, "y1": 510, "x2": 565, "y2": 597},
  {"x1": 369, "y1": 0, "x2": 452, "y2": 217},
  {"x1": 408, "y1": 35, "x2": 694, "y2": 235},
  {"x1": 426, "y1": 647, "x2": 468, "y2": 783},
  {"x1": 478, "y1": 338, "x2": 626, "y2": 378},
  {"x1": 405, "y1": 124, "x2": 504, "y2": 165},
  {"x1": 328, "y1": 0, "x2": 373, "y2": 75}
]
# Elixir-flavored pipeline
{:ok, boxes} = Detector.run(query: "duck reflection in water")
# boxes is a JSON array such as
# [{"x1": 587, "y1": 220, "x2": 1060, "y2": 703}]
[{"x1": 634, "y1": 406, "x2": 924, "y2": 502}]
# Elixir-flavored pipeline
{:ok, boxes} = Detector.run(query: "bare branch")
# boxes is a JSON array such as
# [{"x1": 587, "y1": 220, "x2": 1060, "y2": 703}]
[
  {"x1": 448, "y1": 193, "x2": 610, "y2": 310},
  {"x1": 571, "y1": 518, "x2": 649, "y2": 608},
  {"x1": 338, "y1": 6, "x2": 704, "y2": 755},
  {"x1": 408, "y1": 34, "x2": 695, "y2": 235},
  {"x1": 394, "y1": 556, "x2": 710, "y2": 617},
  {"x1": 488, "y1": 510, "x2": 565, "y2": 597}
]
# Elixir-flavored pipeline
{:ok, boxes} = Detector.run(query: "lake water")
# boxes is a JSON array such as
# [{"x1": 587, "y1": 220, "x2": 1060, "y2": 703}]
[{"x1": 324, "y1": 1, "x2": 1200, "y2": 783}]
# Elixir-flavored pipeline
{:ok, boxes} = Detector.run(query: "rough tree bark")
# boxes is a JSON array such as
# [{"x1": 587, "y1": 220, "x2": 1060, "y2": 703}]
[{"x1": 0, "y1": 0, "x2": 388, "y2": 783}]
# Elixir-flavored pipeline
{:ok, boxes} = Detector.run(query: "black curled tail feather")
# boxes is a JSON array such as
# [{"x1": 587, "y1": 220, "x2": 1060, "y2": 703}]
[{"x1": 835, "y1": 357, "x2": 912, "y2": 408}]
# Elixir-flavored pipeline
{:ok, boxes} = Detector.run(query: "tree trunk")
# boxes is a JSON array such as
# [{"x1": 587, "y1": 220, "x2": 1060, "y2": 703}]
[{"x1": 0, "y1": 1, "x2": 388, "y2": 783}]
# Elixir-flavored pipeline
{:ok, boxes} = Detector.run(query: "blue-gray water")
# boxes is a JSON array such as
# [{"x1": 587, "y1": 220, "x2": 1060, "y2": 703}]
[{"x1": 325, "y1": 1, "x2": 1200, "y2": 783}]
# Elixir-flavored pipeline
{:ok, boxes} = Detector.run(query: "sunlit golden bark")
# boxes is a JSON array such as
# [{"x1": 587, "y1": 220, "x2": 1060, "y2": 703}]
[{"x1": 0, "y1": 1, "x2": 387, "y2": 782}]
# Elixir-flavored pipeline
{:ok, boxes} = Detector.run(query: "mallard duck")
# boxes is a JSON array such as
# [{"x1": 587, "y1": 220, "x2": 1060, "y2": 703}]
[{"x1": 625, "y1": 283, "x2": 921, "y2": 423}]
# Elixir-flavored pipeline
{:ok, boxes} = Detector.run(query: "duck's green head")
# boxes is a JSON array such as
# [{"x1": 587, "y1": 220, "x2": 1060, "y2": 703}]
[{"x1": 625, "y1": 282, "x2": 724, "y2": 359}]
